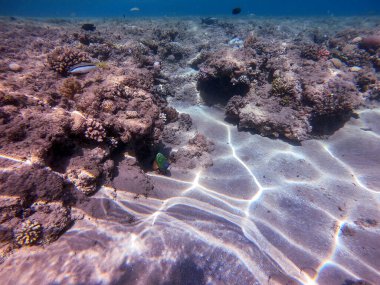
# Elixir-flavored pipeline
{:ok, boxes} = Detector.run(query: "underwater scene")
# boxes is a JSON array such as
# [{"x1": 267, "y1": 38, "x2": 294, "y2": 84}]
[{"x1": 0, "y1": 1, "x2": 380, "y2": 285}]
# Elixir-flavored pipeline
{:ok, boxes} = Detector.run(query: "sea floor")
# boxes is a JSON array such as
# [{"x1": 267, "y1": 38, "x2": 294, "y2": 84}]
[{"x1": 0, "y1": 16, "x2": 379, "y2": 285}]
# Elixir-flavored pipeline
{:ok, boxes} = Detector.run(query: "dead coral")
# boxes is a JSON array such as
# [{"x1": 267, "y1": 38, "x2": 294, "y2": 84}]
[
  {"x1": 15, "y1": 220, "x2": 42, "y2": 246},
  {"x1": 85, "y1": 118, "x2": 106, "y2": 142},
  {"x1": 58, "y1": 77, "x2": 82, "y2": 99},
  {"x1": 47, "y1": 46, "x2": 90, "y2": 75}
]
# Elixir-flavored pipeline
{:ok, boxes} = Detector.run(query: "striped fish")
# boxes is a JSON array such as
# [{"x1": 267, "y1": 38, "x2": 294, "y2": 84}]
[{"x1": 68, "y1": 62, "x2": 97, "y2": 74}]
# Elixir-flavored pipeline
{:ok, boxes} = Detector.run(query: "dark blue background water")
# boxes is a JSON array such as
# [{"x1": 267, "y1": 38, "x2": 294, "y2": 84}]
[{"x1": 0, "y1": 0, "x2": 379, "y2": 17}]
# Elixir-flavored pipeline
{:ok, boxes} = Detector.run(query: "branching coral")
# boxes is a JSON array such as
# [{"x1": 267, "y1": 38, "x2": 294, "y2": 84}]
[
  {"x1": 85, "y1": 119, "x2": 106, "y2": 142},
  {"x1": 15, "y1": 220, "x2": 42, "y2": 246},
  {"x1": 47, "y1": 46, "x2": 90, "y2": 75},
  {"x1": 58, "y1": 78, "x2": 82, "y2": 99}
]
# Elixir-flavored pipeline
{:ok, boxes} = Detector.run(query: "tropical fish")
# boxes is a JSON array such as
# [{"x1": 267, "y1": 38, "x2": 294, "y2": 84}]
[
  {"x1": 232, "y1": 7, "x2": 242, "y2": 15},
  {"x1": 68, "y1": 63, "x2": 97, "y2": 74},
  {"x1": 201, "y1": 17, "x2": 218, "y2": 25},
  {"x1": 155, "y1": 153, "x2": 170, "y2": 172},
  {"x1": 81, "y1": 23, "x2": 96, "y2": 31}
]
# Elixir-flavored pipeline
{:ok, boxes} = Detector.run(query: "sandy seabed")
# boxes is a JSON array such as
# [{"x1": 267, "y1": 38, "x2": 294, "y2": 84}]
[{"x1": 0, "y1": 16, "x2": 379, "y2": 285}]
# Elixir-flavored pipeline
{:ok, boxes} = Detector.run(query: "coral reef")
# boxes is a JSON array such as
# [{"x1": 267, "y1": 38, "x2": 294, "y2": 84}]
[
  {"x1": 0, "y1": 16, "x2": 379, "y2": 271},
  {"x1": 194, "y1": 24, "x2": 373, "y2": 141},
  {"x1": 47, "y1": 46, "x2": 90, "y2": 75}
]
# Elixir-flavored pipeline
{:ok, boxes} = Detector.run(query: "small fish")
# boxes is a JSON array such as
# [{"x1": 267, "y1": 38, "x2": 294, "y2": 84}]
[
  {"x1": 201, "y1": 17, "x2": 218, "y2": 25},
  {"x1": 130, "y1": 7, "x2": 140, "y2": 12},
  {"x1": 81, "y1": 23, "x2": 96, "y2": 31},
  {"x1": 68, "y1": 63, "x2": 97, "y2": 74},
  {"x1": 232, "y1": 7, "x2": 242, "y2": 15},
  {"x1": 155, "y1": 153, "x2": 170, "y2": 172}
]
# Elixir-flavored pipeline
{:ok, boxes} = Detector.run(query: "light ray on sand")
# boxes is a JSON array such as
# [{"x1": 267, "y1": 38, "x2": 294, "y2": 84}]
[{"x1": 321, "y1": 143, "x2": 379, "y2": 195}]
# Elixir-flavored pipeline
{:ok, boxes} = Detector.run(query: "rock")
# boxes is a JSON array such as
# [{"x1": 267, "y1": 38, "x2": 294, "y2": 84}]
[
  {"x1": 8, "y1": 63, "x2": 22, "y2": 72},
  {"x1": 360, "y1": 36, "x2": 380, "y2": 49},
  {"x1": 331, "y1": 58, "x2": 343, "y2": 69}
]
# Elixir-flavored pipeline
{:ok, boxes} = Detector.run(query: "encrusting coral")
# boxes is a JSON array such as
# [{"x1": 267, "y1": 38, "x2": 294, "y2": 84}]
[
  {"x1": 15, "y1": 220, "x2": 42, "y2": 246},
  {"x1": 47, "y1": 46, "x2": 90, "y2": 75}
]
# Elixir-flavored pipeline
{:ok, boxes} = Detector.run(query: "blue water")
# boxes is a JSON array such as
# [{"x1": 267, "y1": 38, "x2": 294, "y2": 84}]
[{"x1": 0, "y1": 0, "x2": 380, "y2": 17}]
